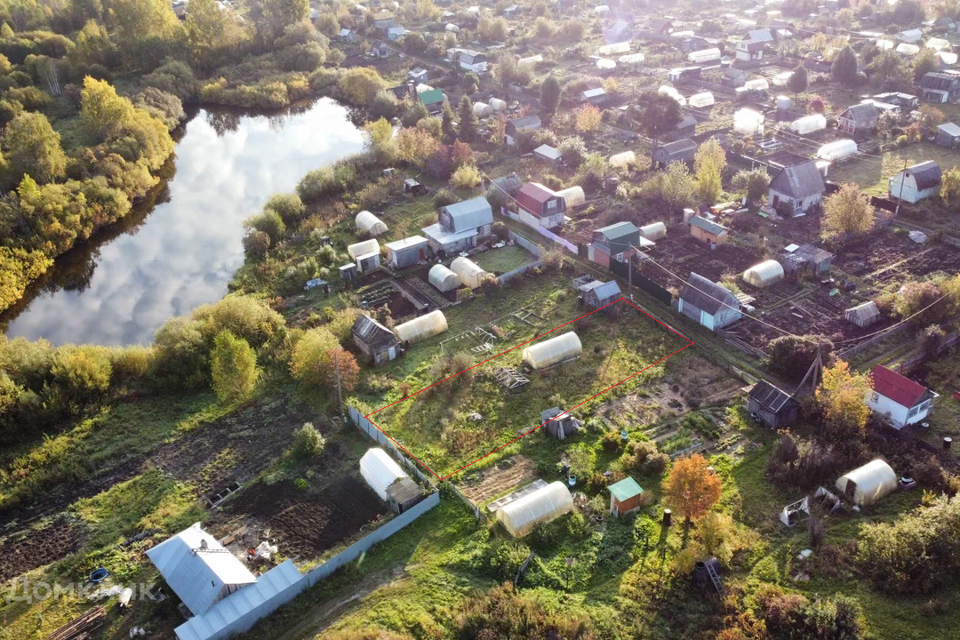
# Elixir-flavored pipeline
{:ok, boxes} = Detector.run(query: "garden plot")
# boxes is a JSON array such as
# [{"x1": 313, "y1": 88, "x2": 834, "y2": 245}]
[
  {"x1": 362, "y1": 294, "x2": 692, "y2": 478},
  {"x1": 638, "y1": 235, "x2": 761, "y2": 294},
  {"x1": 460, "y1": 455, "x2": 539, "y2": 505},
  {"x1": 0, "y1": 516, "x2": 86, "y2": 583},
  {"x1": 216, "y1": 477, "x2": 387, "y2": 563}
]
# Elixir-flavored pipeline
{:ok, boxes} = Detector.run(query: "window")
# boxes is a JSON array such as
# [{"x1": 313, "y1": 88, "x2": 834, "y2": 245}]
[
  {"x1": 546, "y1": 200, "x2": 557, "y2": 211},
  {"x1": 908, "y1": 406, "x2": 919, "y2": 417}
]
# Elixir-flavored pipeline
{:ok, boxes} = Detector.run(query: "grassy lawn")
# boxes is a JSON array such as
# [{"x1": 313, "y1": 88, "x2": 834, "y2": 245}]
[
  {"x1": 829, "y1": 142, "x2": 960, "y2": 197},
  {"x1": 354, "y1": 271, "x2": 690, "y2": 477},
  {"x1": 471, "y1": 244, "x2": 538, "y2": 274}
]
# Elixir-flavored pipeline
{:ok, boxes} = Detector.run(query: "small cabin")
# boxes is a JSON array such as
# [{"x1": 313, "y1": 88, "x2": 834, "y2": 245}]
[
  {"x1": 608, "y1": 477, "x2": 644, "y2": 517},
  {"x1": 689, "y1": 215, "x2": 729, "y2": 248},
  {"x1": 352, "y1": 314, "x2": 400, "y2": 366},
  {"x1": 888, "y1": 161, "x2": 942, "y2": 204},
  {"x1": 748, "y1": 380, "x2": 800, "y2": 429},
  {"x1": 579, "y1": 280, "x2": 622, "y2": 310}
]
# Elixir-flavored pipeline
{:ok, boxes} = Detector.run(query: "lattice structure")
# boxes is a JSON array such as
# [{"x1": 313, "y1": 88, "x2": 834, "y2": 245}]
[{"x1": 492, "y1": 366, "x2": 529, "y2": 390}]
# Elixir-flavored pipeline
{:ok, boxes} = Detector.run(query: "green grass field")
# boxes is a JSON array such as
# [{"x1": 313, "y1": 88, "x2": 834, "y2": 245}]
[
  {"x1": 471, "y1": 244, "x2": 538, "y2": 274},
  {"x1": 829, "y1": 142, "x2": 960, "y2": 196}
]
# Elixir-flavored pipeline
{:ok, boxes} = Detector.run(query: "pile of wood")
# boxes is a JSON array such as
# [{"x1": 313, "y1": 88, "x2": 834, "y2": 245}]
[{"x1": 46, "y1": 606, "x2": 107, "y2": 640}]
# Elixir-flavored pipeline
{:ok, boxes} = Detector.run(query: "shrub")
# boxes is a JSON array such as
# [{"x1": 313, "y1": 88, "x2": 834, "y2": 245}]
[
  {"x1": 210, "y1": 330, "x2": 259, "y2": 404},
  {"x1": 244, "y1": 209, "x2": 286, "y2": 243},
  {"x1": 290, "y1": 422, "x2": 326, "y2": 460},
  {"x1": 450, "y1": 164, "x2": 481, "y2": 188},
  {"x1": 264, "y1": 193, "x2": 305, "y2": 226}
]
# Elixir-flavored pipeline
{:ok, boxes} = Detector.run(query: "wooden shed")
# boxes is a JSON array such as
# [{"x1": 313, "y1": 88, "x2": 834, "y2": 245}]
[
  {"x1": 748, "y1": 380, "x2": 800, "y2": 429},
  {"x1": 608, "y1": 476, "x2": 644, "y2": 517}
]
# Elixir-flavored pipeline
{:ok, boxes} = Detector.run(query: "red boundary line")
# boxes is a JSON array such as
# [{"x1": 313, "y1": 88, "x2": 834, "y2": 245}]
[{"x1": 364, "y1": 298, "x2": 695, "y2": 481}]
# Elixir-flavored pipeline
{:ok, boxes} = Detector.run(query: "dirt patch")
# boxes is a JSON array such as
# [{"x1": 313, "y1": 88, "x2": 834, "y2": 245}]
[
  {"x1": 0, "y1": 516, "x2": 86, "y2": 582},
  {"x1": 220, "y1": 477, "x2": 387, "y2": 561},
  {"x1": 460, "y1": 456, "x2": 537, "y2": 504},
  {"x1": 638, "y1": 235, "x2": 761, "y2": 293}
]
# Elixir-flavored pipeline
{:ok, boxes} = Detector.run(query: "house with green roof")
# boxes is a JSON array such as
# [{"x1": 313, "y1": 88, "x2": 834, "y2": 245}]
[
  {"x1": 418, "y1": 88, "x2": 446, "y2": 114},
  {"x1": 587, "y1": 222, "x2": 651, "y2": 268},
  {"x1": 608, "y1": 476, "x2": 644, "y2": 516}
]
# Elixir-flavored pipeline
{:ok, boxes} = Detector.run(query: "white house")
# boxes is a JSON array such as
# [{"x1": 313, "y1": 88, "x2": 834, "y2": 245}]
[
  {"x1": 677, "y1": 273, "x2": 742, "y2": 331},
  {"x1": 446, "y1": 48, "x2": 488, "y2": 73},
  {"x1": 888, "y1": 161, "x2": 942, "y2": 204},
  {"x1": 895, "y1": 28, "x2": 923, "y2": 43},
  {"x1": 768, "y1": 159, "x2": 825, "y2": 216},
  {"x1": 422, "y1": 196, "x2": 493, "y2": 254},
  {"x1": 867, "y1": 365, "x2": 939, "y2": 429}
]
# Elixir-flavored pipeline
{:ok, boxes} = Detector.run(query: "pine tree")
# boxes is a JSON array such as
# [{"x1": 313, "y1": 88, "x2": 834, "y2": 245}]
[
  {"x1": 457, "y1": 95, "x2": 478, "y2": 142},
  {"x1": 540, "y1": 75, "x2": 561, "y2": 116},
  {"x1": 788, "y1": 64, "x2": 808, "y2": 95},
  {"x1": 831, "y1": 45, "x2": 859, "y2": 85},
  {"x1": 441, "y1": 101, "x2": 456, "y2": 142}
]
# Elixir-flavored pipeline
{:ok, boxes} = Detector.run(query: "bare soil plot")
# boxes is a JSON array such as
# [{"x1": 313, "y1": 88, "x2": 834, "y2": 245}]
[
  {"x1": 460, "y1": 455, "x2": 537, "y2": 504},
  {"x1": 638, "y1": 235, "x2": 761, "y2": 293},
  {"x1": 0, "y1": 516, "x2": 86, "y2": 583},
  {"x1": 219, "y1": 477, "x2": 387, "y2": 562}
]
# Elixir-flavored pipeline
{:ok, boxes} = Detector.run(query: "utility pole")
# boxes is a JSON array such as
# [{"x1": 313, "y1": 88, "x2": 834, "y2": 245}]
[{"x1": 894, "y1": 158, "x2": 908, "y2": 218}]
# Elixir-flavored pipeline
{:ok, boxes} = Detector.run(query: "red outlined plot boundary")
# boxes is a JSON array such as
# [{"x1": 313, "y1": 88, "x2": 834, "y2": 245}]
[{"x1": 364, "y1": 298, "x2": 695, "y2": 481}]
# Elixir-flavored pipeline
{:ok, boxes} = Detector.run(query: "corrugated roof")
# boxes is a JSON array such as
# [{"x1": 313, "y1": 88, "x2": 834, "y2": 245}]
[
  {"x1": 690, "y1": 215, "x2": 728, "y2": 236},
  {"x1": 386, "y1": 477, "x2": 422, "y2": 504},
  {"x1": 534, "y1": 144, "x2": 562, "y2": 159},
  {"x1": 418, "y1": 88, "x2": 445, "y2": 105},
  {"x1": 872, "y1": 366, "x2": 930, "y2": 408},
  {"x1": 679, "y1": 272, "x2": 739, "y2": 315},
  {"x1": 353, "y1": 314, "x2": 398, "y2": 347},
  {"x1": 385, "y1": 235, "x2": 428, "y2": 251},
  {"x1": 584, "y1": 280, "x2": 622, "y2": 301},
  {"x1": 146, "y1": 523, "x2": 257, "y2": 617},
  {"x1": 905, "y1": 161, "x2": 942, "y2": 190},
  {"x1": 609, "y1": 476, "x2": 644, "y2": 502},
  {"x1": 769, "y1": 161, "x2": 825, "y2": 199},
  {"x1": 749, "y1": 380, "x2": 799, "y2": 413},
  {"x1": 440, "y1": 196, "x2": 493, "y2": 231},
  {"x1": 794, "y1": 243, "x2": 834, "y2": 263},
  {"x1": 840, "y1": 102, "x2": 879, "y2": 122},
  {"x1": 938, "y1": 122, "x2": 960, "y2": 137},
  {"x1": 595, "y1": 221, "x2": 639, "y2": 240}
]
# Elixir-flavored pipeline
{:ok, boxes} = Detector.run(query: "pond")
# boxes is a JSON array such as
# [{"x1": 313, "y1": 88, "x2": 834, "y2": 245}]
[{"x1": 1, "y1": 98, "x2": 366, "y2": 346}]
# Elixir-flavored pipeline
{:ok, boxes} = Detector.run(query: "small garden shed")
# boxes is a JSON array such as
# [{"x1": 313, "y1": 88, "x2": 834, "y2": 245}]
[
  {"x1": 845, "y1": 301, "x2": 880, "y2": 328},
  {"x1": 608, "y1": 477, "x2": 644, "y2": 516}
]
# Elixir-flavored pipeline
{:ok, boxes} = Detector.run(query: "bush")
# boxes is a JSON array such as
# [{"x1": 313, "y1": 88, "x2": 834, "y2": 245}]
[
  {"x1": 290, "y1": 422, "x2": 326, "y2": 460},
  {"x1": 767, "y1": 334, "x2": 834, "y2": 381},
  {"x1": 434, "y1": 189, "x2": 457, "y2": 207},
  {"x1": 244, "y1": 209, "x2": 286, "y2": 243},
  {"x1": 450, "y1": 164, "x2": 481, "y2": 188},
  {"x1": 620, "y1": 439, "x2": 668, "y2": 475}
]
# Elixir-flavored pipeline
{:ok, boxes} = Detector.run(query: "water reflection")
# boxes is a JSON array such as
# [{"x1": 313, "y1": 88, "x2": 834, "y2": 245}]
[{"x1": 2, "y1": 98, "x2": 366, "y2": 346}]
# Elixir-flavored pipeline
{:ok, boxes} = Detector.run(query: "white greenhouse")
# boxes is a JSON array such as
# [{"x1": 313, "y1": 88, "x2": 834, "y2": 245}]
[
  {"x1": 744, "y1": 78, "x2": 769, "y2": 91},
  {"x1": 596, "y1": 58, "x2": 616, "y2": 70},
  {"x1": 619, "y1": 52, "x2": 645, "y2": 66},
  {"x1": 556, "y1": 186, "x2": 585, "y2": 208},
  {"x1": 360, "y1": 448, "x2": 408, "y2": 502},
  {"x1": 639, "y1": 221, "x2": 667, "y2": 241},
  {"x1": 689, "y1": 92, "x2": 715, "y2": 108},
  {"x1": 688, "y1": 47, "x2": 721, "y2": 64},
  {"x1": 598, "y1": 41, "x2": 631, "y2": 56},
  {"x1": 835, "y1": 459, "x2": 897, "y2": 507},
  {"x1": 926, "y1": 37, "x2": 951, "y2": 52},
  {"x1": 743, "y1": 260, "x2": 784, "y2": 288},
  {"x1": 522, "y1": 331, "x2": 582, "y2": 370},
  {"x1": 772, "y1": 71, "x2": 793, "y2": 87},
  {"x1": 489, "y1": 98, "x2": 507, "y2": 112},
  {"x1": 896, "y1": 43, "x2": 920, "y2": 56},
  {"x1": 658, "y1": 85, "x2": 686, "y2": 105},
  {"x1": 609, "y1": 150, "x2": 636, "y2": 168},
  {"x1": 734, "y1": 108, "x2": 764, "y2": 135},
  {"x1": 428, "y1": 264, "x2": 461, "y2": 292},
  {"x1": 355, "y1": 210, "x2": 388, "y2": 236},
  {"x1": 817, "y1": 139, "x2": 857, "y2": 161},
  {"x1": 347, "y1": 238, "x2": 380, "y2": 260},
  {"x1": 875, "y1": 38, "x2": 893, "y2": 50},
  {"x1": 445, "y1": 23, "x2": 460, "y2": 33},
  {"x1": 790, "y1": 114, "x2": 827, "y2": 135},
  {"x1": 473, "y1": 102, "x2": 493, "y2": 117},
  {"x1": 518, "y1": 54, "x2": 543, "y2": 68},
  {"x1": 450, "y1": 256, "x2": 489, "y2": 289},
  {"x1": 496, "y1": 481, "x2": 574, "y2": 537},
  {"x1": 393, "y1": 310, "x2": 448, "y2": 344}
]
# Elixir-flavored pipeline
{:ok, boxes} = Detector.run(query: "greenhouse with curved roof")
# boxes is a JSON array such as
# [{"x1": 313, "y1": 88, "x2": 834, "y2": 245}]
[
  {"x1": 556, "y1": 186, "x2": 585, "y2": 208},
  {"x1": 522, "y1": 331, "x2": 582, "y2": 370},
  {"x1": 450, "y1": 256, "x2": 489, "y2": 289},
  {"x1": 393, "y1": 310, "x2": 448, "y2": 344},
  {"x1": 496, "y1": 481, "x2": 574, "y2": 537},
  {"x1": 835, "y1": 459, "x2": 897, "y2": 507},
  {"x1": 355, "y1": 211, "x2": 388, "y2": 236},
  {"x1": 743, "y1": 260, "x2": 784, "y2": 288},
  {"x1": 428, "y1": 264, "x2": 461, "y2": 292},
  {"x1": 347, "y1": 238, "x2": 380, "y2": 260}
]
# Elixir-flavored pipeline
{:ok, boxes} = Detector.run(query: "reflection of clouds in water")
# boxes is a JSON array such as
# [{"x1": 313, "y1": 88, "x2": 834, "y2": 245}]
[{"x1": 7, "y1": 99, "x2": 366, "y2": 346}]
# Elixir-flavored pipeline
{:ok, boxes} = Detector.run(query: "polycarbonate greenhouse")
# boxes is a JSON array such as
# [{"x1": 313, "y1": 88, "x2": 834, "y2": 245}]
[
  {"x1": 596, "y1": 58, "x2": 616, "y2": 70},
  {"x1": 619, "y1": 53, "x2": 645, "y2": 66},
  {"x1": 393, "y1": 310, "x2": 448, "y2": 344},
  {"x1": 517, "y1": 54, "x2": 543, "y2": 68},
  {"x1": 687, "y1": 48, "x2": 721, "y2": 64},
  {"x1": 360, "y1": 448, "x2": 408, "y2": 502},
  {"x1": 489, "y1": 98, "x2": 507, "y2": 112},
  {"x1": 639, "y1": 222, "x2": 667, "y2": 241},
  {"x1": 742, "y1": 259, "x2": 785, "y2": 288},
  {"x1": 556, "y1": 186, "x2": 585, "y2": 208},
  {"x1": 355, "y1": 211, "x2": 388, "y2": 236},
  {"x1": 598, "y1": 41, "x2": 631, "y2": 56},
  {"x1": 428, "y1": 264, "x2": 461, "y2": 292},
  {"x1": 817, "y1": 139, "x2": 857, "y2": 161},
  {"x1": 473, "y1": 102, "x2": 493, "y2": 117},
  {"x1": 450, "y1": 256, "x2": 488, "y2": 289},
  {"x1": 609, "y1": 151, "x2": 636, "y2": 168},
  {"x1": 734, "y1": 108, "x2": 764, "y2": 135},
  {"x1": 688, "y1": 92, "x2": 715, "y2": 108},
  {"x1": 496, "y1": 481, "x2": 574, "y2": 537},
  {"x1": 522, "y1": 331, "x2": 582, "y2": 370},
  {"x1": 835, "y1": 459, "x2": 897, "y2": 507},
  {"x1": 744, "y1": 78, "x2": 769, "y2": 91},
  {"x1": 790, "y1": 114, "x2": 827, "y2": 135},
  {"x1": 347, "y1": 238, "x2": 380, "y2": 260}
]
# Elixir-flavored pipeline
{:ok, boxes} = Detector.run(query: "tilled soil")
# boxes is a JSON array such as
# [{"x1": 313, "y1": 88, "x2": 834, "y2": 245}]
[
  {"x1": 224, "y1": 477, "x2": 387, "y2": 561},
  {"x1": 0, "y1": 515, "x2": 86, "y2": 582}
]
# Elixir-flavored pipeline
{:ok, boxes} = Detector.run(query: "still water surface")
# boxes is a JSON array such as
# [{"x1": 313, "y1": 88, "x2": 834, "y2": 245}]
[{"x1": 2, "y1": 98, "x2": 365, "y2": 346}]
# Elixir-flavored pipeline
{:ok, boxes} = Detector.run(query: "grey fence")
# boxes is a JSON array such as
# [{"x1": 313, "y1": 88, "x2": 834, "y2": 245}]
[
  {"x1": 507, "y1": 229, "x2": 543, "y2": 257},
  {"x1": 497, "y1": 260, "x2": 543, "y2": 284},
  {"x1": 349, "y1": 405, "x2": 436, "y2": 486},
  {"x1": 838, "y1": 321, "x2": 913, "y2": 359}
]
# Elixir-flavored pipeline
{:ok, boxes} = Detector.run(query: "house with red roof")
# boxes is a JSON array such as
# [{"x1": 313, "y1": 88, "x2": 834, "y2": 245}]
[
  {"x1": 515, "y1": 182, "x2": 566, "y2": 230},
  {"x1": 867, "y1": 366, "x2": 939, "y2": 429}
]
